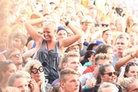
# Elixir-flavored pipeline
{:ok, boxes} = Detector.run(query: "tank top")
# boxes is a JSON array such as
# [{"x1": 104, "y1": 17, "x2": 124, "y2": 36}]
[{"x1": 36, "y1": 40, "x2": 60, "y2": 84}]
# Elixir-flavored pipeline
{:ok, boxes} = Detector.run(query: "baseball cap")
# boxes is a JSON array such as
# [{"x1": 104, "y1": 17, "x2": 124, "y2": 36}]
[
  {"x1": 57, "y1": 26, "x2": 67, "y2": 33},
  {"x1": 87, "y1": 40, "x2": 104, "y2": 50}
]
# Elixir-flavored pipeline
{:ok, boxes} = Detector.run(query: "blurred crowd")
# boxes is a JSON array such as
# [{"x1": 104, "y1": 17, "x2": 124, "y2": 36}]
[{"x1": 0, "y1": 0, "x2": 138, "y2": 92}]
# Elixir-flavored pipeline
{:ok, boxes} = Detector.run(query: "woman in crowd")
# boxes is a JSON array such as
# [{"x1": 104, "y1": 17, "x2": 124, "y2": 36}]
[
  {"x1": 25, "y1": 16, "x2": 83, "y2": 84},
  {"x1": 8, "y1": 71, "x2": 31, "y2": 92},
  {"x1": 24, "y1": 59, "x2": 50, "y2": 92},
  {"x1": 85, "y1": 64, "x2": 121, "y2": 92},
  {"x1": 0, "y1": 60, "x2": 16, "y2": 92},
  {"x1": 124, "y1": 62, "x2": 138, "y2": 78}
]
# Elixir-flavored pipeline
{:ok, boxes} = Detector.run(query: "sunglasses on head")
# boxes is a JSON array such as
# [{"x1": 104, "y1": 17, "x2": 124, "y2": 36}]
[
  {"x1": 101, "y1": 24, "x2": 109, "y2": 27},
  {"x1": 127, "y1": 62, "x2": 138, "y2": 66},
  {"x1": 30, "y1": 66, "x2": 44, "y2": 74},
  {"x1": 104, "y1": 71, "x2": 118, "y2": 76}
]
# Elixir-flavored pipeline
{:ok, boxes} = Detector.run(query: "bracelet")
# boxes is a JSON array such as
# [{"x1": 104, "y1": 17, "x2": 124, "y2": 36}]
[
  {"x1": 65, "y1": 21, "x2": 70, "y2": 26},
  {"x1": 130, "y1": 54, "x2": 135, "y2": 58},
  {"x1": 82, "y1": 84, "x2": 89, "y2": 91}
]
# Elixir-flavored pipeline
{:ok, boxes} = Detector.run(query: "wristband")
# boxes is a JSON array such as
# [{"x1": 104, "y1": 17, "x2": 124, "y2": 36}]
[
  {"x1": 82, "y1": 84, "x2": 89, "y2": 91},
  {"x1": 65, "y1": 21, "x2": 70, "y2": 26}
]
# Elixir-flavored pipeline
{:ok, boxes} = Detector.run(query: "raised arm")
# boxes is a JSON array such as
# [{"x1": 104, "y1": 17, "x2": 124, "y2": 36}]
[
  {"x1": 25, "y1": 17, "x2": 45, "y2": 43},
  {"x1": 59, "y1": 21, "x2": 84, "y2": 47},
  {"x1": 114, "y1": 49, "x2": 137, "y2": 72}
]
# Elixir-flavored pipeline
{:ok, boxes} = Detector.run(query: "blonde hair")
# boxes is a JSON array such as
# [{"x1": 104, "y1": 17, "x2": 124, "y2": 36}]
[
  {"x1": 8, "y1": 70, "x2": 31, "y2": 86},
  {"x1": 98, "y1": 82, "x2": 118, "y2": 92},
  {"x1": 24, "y1": 59, "x2": 45, "y2": 82},
  {"x1": 5, "y1": 87, "x2": 21, "y2": 92},
  {"x1": 94, "y1": 53, "x2": 112, "y2": 65},
  {"x1": 59, "y1": 68, "x2": 79, "y2": 82},
  {"x1": 62, "y1": 52, "x2": 80, "y2": 64},
  {"x1": 119, "y1": 77, "x2": 138, "y2": 92},
  {"x1": 43, "y1": 19, "x2": 58, "y2": 30}
]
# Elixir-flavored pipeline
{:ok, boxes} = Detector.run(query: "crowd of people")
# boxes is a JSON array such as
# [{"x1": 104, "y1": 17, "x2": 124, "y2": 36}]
[{"x1": 0, "y1": 0, "x2": 138, "y2": 92}]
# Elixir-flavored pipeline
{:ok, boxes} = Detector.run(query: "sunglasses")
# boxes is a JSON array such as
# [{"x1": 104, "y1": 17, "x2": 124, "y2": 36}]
[
  {"x1": 30, "y1": 66, "x2": 44, "y2": 74},
  {"x1": 104, "y1": 71, "x2": 118, "y2": 76},
  {"x1": 127, "y1": 62, "x2": 138, "y2": 66},
  {"x1": 101, "y1": 24, "x2": 109, "y2": 27},
  {"x1": 10, "y1": 53, "x2": 22, "y2": 58}
]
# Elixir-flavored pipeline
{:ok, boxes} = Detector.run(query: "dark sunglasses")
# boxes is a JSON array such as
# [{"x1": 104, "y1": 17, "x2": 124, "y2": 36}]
[
  {"x1": 101, "y1": 24, "x2": 109, "y2": 27},
  {"x1": 127, "y1": 62, "x2": 138, "y2": 66},
  {"x1": 104, "y1": 71, "x2": 118, "y2": 76},
  {"x1": 30, "y1": 66, "x2": 44, "y2": 74},
  {"x1": 10, "y1": 53, "x2": 22, "y2": 58}
]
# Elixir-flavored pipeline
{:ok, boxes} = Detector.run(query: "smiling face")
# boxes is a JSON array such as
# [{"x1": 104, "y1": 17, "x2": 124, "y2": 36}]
[
  {"x1": 43, "y1": 23, "x2": 56, "y2": 41},
  {"x1": 43, "y1": 26, "x2": 55, "y2": 41},
  {"x1": 101, "y1": 66, "x2": 117, "y2": 83}
]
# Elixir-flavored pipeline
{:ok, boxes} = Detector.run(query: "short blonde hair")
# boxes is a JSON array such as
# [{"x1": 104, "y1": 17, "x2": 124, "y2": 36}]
[
  {"x1": 59, "y1": 68, "x2": 79, "y2": 82},
  {"x1": 98, "y1": 82, "x2": 118, "y2": 92},
  {"x1": 62, "y1": 52, "x2": 80, "y2": 64},
  {"x1": 94, "y1": 53, "x2": 112, "y2": 65}
]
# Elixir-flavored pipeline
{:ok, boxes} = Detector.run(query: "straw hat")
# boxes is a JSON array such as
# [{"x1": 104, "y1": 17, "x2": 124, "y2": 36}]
[
  {"x1": 30, "y1": 12, "x2": 43, "y2": 34},
  {"x1": 65, "y1": 41, "x2": 82, "y2": 52}
]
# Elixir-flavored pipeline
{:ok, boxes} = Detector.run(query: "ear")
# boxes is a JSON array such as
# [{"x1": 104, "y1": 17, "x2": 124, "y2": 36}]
[
  {"x1": 62, "y1": 63, "x2": 67, "y2": 68},
  {"x1": 100, "y1": 74, "x2": 104, "y2": 81},
  {"x1": 60, "y1": 81, "x2": 65, "y2": 88},
  {"x1": 125, "y1": 72, "x2": 128, "y2": 77}
]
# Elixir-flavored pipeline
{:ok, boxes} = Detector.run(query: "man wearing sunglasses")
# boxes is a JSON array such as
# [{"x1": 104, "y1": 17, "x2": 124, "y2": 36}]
[{"x1": 6, "y1": 48, "x2": 23, "y2": 71}]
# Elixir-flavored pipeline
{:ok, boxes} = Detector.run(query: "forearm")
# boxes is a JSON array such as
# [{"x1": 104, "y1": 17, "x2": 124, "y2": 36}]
[
  {"x1": 66, "y1": 21, "x2": 83, "y2": 36},
  {"x1": 25, "y1": 18, "x2": 45, "y2": 41},
  {"x1": 25, "y1": 17, "x2": 45, "y2": 25},
  {"x1": 115, "y1": 53, "x2": 135, "y2": 71},
  {"x1": 22, "y1": 48, "x2": 37, "y2": 63}
]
